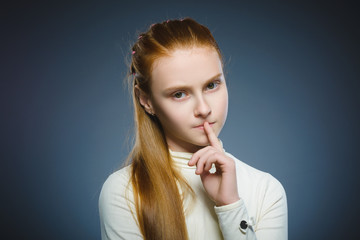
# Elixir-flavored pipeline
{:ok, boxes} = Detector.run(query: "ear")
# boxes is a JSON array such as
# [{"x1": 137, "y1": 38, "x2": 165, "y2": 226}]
[{"x1": 135, "y1": 85, "x2": 154, "y2": 115}]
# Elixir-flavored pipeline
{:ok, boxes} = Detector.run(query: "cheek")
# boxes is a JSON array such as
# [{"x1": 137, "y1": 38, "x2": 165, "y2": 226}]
[
  {"x1": 154, "y1": 103, "x2": 187, "y2": 127},
  {"x1": 222, "y1": 96, "x2": 229, "y2": 116},
  {"x1": 213, "y1": 90, "x2": 228, "y2": 116}
]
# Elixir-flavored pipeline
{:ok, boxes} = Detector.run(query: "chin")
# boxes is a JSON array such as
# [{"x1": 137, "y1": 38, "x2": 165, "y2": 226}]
[
  {"x1": 167, "y1": 133, "x2": 211, "y2": 152},
  {"x1": 190, "y1": 137, "x2": 211, "y2": 148}
]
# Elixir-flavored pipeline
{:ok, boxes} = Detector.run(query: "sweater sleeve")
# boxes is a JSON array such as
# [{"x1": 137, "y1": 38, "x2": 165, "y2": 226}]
[
  {"x1": 214, "y1": 173, "x2": 287, "y2": 240},
  {"x1": 215, "y1": 199, "x2": 257, "y2": 240},
  {"x1": 255, "y1": 174, "x2": 288, "y2": 240},
  {"x1": 99, "y1": 170, "x2": 143, "y2": 240}
]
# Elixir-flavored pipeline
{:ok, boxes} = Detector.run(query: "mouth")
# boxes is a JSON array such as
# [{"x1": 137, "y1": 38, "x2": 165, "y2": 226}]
[{"x1": 194, "y1": 122, "x2": 215, "y2": 130}]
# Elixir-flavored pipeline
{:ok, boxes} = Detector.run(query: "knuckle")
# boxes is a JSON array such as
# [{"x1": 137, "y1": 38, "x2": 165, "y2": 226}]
[
  {"x1": 205, "y1": 146, "x2": 213, "y2": 151},
  {"x1": 213, "y1": 152, "x2": 222, "y2": 158}
]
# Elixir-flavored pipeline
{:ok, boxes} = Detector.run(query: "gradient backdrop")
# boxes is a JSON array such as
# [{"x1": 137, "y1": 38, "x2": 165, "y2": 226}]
[{"x1": 2, "y1": 1, "x2": 359, "y2": 239}]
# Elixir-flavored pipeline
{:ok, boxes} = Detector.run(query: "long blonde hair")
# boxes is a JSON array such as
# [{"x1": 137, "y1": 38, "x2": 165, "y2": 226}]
[{"x1": 128, "y1": 18, "x2": 222, "y2": 240}]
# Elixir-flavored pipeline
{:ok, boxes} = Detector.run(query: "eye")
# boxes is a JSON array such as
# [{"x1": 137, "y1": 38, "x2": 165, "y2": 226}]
[
  {"x1": 207, "y1": 81, "x2": 219, "y2": 90},
  {"x1": 173, "y1": 91, "x2": 186, "y2": 99}
]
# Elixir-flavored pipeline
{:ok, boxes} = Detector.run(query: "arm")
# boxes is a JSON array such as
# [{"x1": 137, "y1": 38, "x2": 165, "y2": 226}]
[
  {"x1": 215, "y1": 173, "x2": 287, "y2": 240},
  {"x1": 188, "y1": 122, "x2": 287, "y2": 239},
  {"x1": 99, "y1": 170, "x2": 143, "y2": 240},
  {"x1": 188, "y1": 122, "x2": 253, "y2": 239},
  {"x1": 254, "y1": 175, "x2": 288, "y2": 240},
  {"x1": 215, "y1": 199, "x2": 258, "y2": 240}
]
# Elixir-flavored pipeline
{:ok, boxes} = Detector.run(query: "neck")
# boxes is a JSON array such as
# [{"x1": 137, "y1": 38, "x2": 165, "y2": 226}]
[{"x1": 168, "y1": 142, "x2": 205, "y2": 153}]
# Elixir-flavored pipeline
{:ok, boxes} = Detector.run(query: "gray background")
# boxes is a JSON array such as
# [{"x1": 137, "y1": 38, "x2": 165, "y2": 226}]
[{"x1": 2, "y1": 0, "x2": 359, "y2": 239}]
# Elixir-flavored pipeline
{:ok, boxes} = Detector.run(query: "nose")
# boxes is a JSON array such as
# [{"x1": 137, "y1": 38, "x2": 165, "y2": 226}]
[{"x1": 194, "y1": 95, "x2": 211, "y2": 118}]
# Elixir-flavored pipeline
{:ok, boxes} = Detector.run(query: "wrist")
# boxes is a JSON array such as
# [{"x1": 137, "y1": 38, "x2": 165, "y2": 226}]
[{"x1": 216, "y1": 196, "x2": 240, "y2": 207}]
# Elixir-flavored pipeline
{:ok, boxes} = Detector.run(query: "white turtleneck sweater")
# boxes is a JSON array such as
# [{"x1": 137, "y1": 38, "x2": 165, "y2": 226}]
[{"x1": 99, "y1": 150, "x2": 287, "y2": 240}]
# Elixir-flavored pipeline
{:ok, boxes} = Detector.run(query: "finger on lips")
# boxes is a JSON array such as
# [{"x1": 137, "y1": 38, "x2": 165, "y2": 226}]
[
  {"x1": 204, "y1": 121, "x2": 222, "y2": 151},
  {"x1": 188, "y1": 121, "x2": 222, "y2": 169}
]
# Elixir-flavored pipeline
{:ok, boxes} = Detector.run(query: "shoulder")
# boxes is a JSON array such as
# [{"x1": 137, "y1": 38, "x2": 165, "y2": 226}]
[
  {"x1": 101, "y1": 165, "x2": 132, "y2": 192},
  {"x1": 226, "y1": 152, "x2": 286, "y2": 198},
  {"x1": 99, "y1": 165, "x2": 134, "y2": 209},
  {"x1": 99, "y1": 165, "x2": 144, "y2": 239}
]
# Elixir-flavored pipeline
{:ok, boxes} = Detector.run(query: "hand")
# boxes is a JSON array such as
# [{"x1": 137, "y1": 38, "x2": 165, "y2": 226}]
[{"x1": 188, "y1": 122, "x2": 240, "y2": 206}]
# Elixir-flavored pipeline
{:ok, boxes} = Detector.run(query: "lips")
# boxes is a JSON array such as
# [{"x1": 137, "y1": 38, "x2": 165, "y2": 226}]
[{"x1": 194, "y1": 122, "x2": 215, "y2": 129}]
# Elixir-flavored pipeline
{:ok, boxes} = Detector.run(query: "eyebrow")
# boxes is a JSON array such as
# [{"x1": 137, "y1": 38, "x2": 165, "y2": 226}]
[{"x1": 163, "y1": 73, "x2": 223, "y2": 93}]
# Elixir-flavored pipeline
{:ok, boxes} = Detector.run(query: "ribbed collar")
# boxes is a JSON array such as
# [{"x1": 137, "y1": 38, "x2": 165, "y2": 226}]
[{"x1": 169, "y1": 149, "x2": 195, "y2": 169}]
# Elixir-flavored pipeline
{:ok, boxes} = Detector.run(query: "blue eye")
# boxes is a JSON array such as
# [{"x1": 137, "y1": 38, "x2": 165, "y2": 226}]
[{"x1": 173, "y1": 92, "x2": 186, "y2": 99}]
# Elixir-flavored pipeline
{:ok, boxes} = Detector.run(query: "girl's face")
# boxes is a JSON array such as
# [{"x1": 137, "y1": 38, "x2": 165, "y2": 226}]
[{"x1": 143, "y1": 47, "x2": 228, "y2": 153}]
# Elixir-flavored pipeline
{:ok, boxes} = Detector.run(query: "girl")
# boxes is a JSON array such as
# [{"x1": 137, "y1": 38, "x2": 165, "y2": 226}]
[{"x1": 99, "y1": 18, "x2": 287, "y2": 240}]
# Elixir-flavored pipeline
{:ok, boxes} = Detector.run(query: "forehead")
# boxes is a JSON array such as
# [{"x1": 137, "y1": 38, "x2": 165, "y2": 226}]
[{"x1": 151, "y1": 47, "x2": 223, "y2": 89}]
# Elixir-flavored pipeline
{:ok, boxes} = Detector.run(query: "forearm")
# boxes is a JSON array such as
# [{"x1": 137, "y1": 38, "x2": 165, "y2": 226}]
[{"x1": 215, "y1": 199, "x2": 257, "y2": 240}]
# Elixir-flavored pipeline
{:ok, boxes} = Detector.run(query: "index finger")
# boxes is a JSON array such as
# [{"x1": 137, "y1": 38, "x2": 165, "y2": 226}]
[{"x1": 203, "y1": 121, "x2": 222, "y2": 151}]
